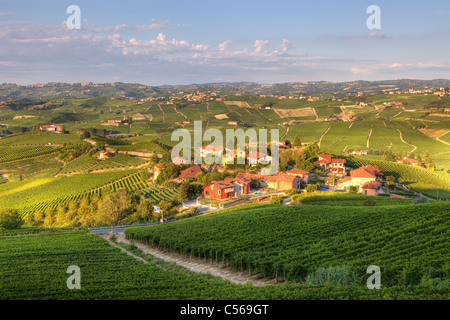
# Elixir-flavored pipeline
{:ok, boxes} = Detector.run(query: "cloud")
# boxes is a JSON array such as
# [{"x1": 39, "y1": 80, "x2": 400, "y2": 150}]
[
  {"x1": 253, "y1": 40, "x2": 270, "y2": 54},
  {"x1": 344, "y1": 33, "x2": 390, "y2": 39},
  {"x1": 280, "y1": 39, "x2": 293, "y2": 52},
  {"x1": 219, "y1": 40, "x2": 231, "y2": 51},
  {"x1": 0, "y1": 11, "x2": 20, "y2": 17}
]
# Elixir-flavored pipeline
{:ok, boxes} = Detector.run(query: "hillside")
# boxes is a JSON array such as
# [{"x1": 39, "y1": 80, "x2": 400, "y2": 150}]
[
  {"x1": 0, "y1": 227, "x2": 447, "y2": 300},
  {"x1": 125, "y1": 202, "x2": 450, "y2": 287}
]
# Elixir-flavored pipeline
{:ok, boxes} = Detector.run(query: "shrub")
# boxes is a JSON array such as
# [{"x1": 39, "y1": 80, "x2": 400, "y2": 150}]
[
  {"x1": 412, "y1": 196, "x2": 429, "y2": 204},
  {"x1": 0, "y1": 208, "x2": 24, "y2": 230},
  {"x1": 270, "y1": 196, "x2": 283, "y2": 204},
  {"x1": 284, "y1": 188, "x2": 299, "y2": 196}
]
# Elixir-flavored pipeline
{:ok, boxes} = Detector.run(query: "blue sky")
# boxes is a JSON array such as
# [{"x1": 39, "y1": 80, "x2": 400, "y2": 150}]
[{"x1": 0, "y1": 0, "x2": 449, "y2": 85}]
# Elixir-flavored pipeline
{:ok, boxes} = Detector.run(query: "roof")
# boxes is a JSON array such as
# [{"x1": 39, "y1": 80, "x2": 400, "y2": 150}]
[
  {"x1": 178, "y1": 165, "x2": 202, "y2": 180},
  {"x1": 350, "y1": 167, "x2": 376, "y2": 179},
  {"x1": 201, "y1": 145, "x2": 225, "y2": 152},
  {"x1": 362, "y1": 165, "x2": 382, "y2": 173},
  {"x1": 331, "y1": 158, "x2": 347, "y2": 164},
  {"x1": 247, "y1": 151, "x2": 267, "y2": 159},
  {"x1": 398, "y1": 158, "x2": 420, "y2": 165},
  {"x1": 361, "y1": 181, "x2": 381, "y2": 190},
  {"x1": 318, "y1": 154, "x2": 332, "y2": 163},
  {"x1": 337, "y1": 176, "x2": 352, "y2": 184},
  {"x1": 237, "y1": 172, "x2": 299, "y2": 183},
  {"x1": 286, "y1": 169, "x2": 309, "y2": 176}
]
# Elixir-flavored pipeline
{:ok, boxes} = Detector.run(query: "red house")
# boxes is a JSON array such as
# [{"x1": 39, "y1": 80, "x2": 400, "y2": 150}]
[
  {"x1": 315, "y1": 154, "x2": 346, "y2": 174},
  {"x1": 203, "y1": 177, "x2": 251, "y2": 200}
]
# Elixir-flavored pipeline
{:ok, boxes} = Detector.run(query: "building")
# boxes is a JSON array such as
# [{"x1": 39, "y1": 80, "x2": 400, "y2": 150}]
[
  {"x1": 200, "y1": 145, "x2": 225, "y2": 158},
  {"x1": 153, "y1": 163, "x2": 164, "y2": 181},
  {"x1": 97, "y1": 150, "x2": 114, "y2": 160},
  {"x1": 397, "y1": 157, "x2": 425, "y2": 167},
  {"x1": 247, "y1": 152, "x2": 271, "y2": 166},
  {"x1": 337, "y1": 167, "x2": 381, "y2": 194},
  {"x1": 315, "y1": 154, "x2": 346, "y2": 174},
  {"x1": 330, "y1": 158, "x2": 347, "y2": 174},
  {"x1": 361, "y1": 181, "x2": 382, "y2": 196},
  {"x1": 351, "y1": 150, "x2": 367, "y2": 156},
  {"x1": 39, "y1": 125, "x2": 63, "y2": 134},
  {"x1": 236, "y1": 172, "x2": 302, "y2": 191},
  {"x1": 176, "y1": 165, "x2": 203, "y2": 183},
  {"x1": 285, "y1": 169, "x2": 310, "y2": 183},
  {"x1": 203, "y1": 177, "x2": 251, "y2": 200}
]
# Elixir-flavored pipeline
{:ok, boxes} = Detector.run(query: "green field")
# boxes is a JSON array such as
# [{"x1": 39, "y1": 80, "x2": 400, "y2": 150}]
[
  {"x1": 0, "y1": 227, "x2": 447, "y2": 300},
  {"x1": 125, "y1": 202, "x2": 450, "y2": 289}
]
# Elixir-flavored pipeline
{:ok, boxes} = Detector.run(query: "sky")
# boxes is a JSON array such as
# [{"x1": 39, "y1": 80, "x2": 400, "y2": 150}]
[{"x1": 0, "y1": 0, "x2": 449, "y2": 85}]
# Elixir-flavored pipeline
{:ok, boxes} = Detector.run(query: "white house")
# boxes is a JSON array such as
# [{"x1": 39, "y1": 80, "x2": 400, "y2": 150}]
[{"x1": 247, "y1": 151, "x2": 271, "y2": 166}]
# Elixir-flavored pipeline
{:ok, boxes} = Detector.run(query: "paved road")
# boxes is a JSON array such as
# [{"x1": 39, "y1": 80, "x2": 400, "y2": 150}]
[{"x1": 90, "y1": 228, "x2": 126, "y2": 235}]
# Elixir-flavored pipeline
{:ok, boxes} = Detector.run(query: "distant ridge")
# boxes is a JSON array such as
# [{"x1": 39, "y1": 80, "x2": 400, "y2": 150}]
[{"x1": 1, "y1": 79, "x2": 449, "y2": 101}]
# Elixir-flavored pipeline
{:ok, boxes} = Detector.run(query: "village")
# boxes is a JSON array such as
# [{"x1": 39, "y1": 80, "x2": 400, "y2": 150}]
[{"x1": 147, "y1": 139, "x2": 416, "y2": 214}]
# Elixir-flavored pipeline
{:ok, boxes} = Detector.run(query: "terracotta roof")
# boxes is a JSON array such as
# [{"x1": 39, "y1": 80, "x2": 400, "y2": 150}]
[
  {"x1": 361, "y1": 181, "x2": 381, "y2": 190},
  {"x1": 286, "y1": 169, "x2": 309, "y2": 175},
  {"x1": 331, "y1": 158, "x2": 346, "y2": 164},
  {"x1": 318, "y1": 154, "x2": 332, "y2": 163},
  {"x1": 362, "y1": 165, "x2": 382, "y2": 173},
  {"x1": 178, "y1": 165, "x2": 202, "y2": 180},
  {"x1": 337, "y1": 176, "x2": 352, "y2": 184},
  {"x1": 350, "y1": 167, "x2": 376, "y2": 179},
  {"x1": 247, "y1": 152, "x2": 267, "y2": 159},
  {"x1": 202, "y1": 145, "x2": 225, "y2": 152}
]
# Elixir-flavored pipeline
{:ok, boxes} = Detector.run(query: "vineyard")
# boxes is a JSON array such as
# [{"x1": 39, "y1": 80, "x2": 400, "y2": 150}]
[
  {"x1": 0, "y1": 145, "x2": 58, "y2": 163},
  {"x1": 60, "y1": 153, "x2": 148, "y2": 174},
  {"x1": 346, "y1": 157, "x2": 450, "y2": 199},
  {"x1": 292, "y1": 192, "x2": 413, "y2": 206},
  {"x1": 125, "y1": 202, "x2": 450, "y2": 287},
  {"x1": 0, "y1": 228, "x2": 446, "y2": 299},
  {"x1": 18, "y1": 173, "x2": 178, "y2": 216}
]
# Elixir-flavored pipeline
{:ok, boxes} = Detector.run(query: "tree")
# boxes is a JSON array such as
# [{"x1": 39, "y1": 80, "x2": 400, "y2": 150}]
[
  {"x1": 423, "y1": 151, "x2": 435, "y2": 168},
  {"x1": 178, "y1": 181, "x2": 191, "y2": 202},
  {"x1": 97, "y1": 189, "x2": 135, "y2": 225},
  {"x1": 0, "y1": 208, "x2": 24, "y2": 230},
  {"x1": 385, "y1": 175, "x2": 396, "y2": 189},
  {"x1": 348, "y1": 186, "x2": 358, "y2": 194},
  {"x1": 135, "y1": 197, "x2": 154, "y2": 222},
  {"x1": 292, "y1": 136, "x2": 302, "y2": 147}
]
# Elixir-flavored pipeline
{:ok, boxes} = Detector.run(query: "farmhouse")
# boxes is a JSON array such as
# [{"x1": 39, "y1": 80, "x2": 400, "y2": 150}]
[
  {"x1": 285, "y1": 168, "x2": 310, "y2": 183},
  {"x1": 397, "y1": 157, "x2": 425, "y2": 167},
  {"x1": 97, "y1": 150, "x2": 114, "y2": 160},
  {"x1": 247, "y1": 152, "x2": 271, "y2": 166},
  {"x1": 315, "y1": 154, "x2": 346, "y2": 174},
  {"x1": 203, "y1": 177, "x2": 251, "y2": 200},
  {"x1": 176, "y1": 165, "x2": 203, "y2": 183},
  {"x1": 200, "y1": 145, "x2": 225, "y2": 158},
  {"x1": 108, "y1": 119, "x2": 125, "y2": 125},
  {"x1": 337, "y1": 166, "x2": 383, "y2": 194},
  {"x1": 236, "y1": 172, "x2": 302, "y2": 191},
  {"x1": 361, "y1": 181, "x2": 382, "y2": 196},
  {"x1": 39, "y1": 125, "x2": 63, "y2": 134},
  {"x1": 351, "y1": 150, "x2": 368, "y2": 156}
]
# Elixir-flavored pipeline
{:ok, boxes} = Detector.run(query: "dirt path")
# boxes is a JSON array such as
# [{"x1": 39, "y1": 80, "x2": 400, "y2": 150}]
[
  {"x1": 312, "y1": 107, "x2": 319, "y2": 121},
  {"x1": 104, "y1": 234, "x2": 273, "y2": 286},
  {"x1": 366, "y1": 128, "x2": 373, "y2": 149},
  {"x1": 157, "y1": 103, "x2": 166, "y2": 123},
  {"x1": 397, "y1": 129, "x2": 417, "y2": 153},
  {"x1": 174, "y1": 106, "x2": 188, "y2": 120},
  {"x1": 318, "y1": 124, "x2": 331, "y2": 148}
]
